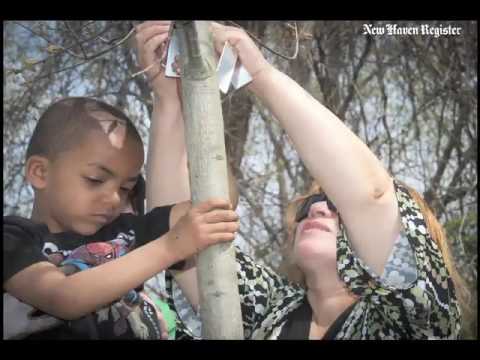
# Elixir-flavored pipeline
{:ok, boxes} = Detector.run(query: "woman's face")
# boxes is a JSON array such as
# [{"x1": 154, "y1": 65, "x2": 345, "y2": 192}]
[{"x1": 292, "y1": 195, "x2": 341, "y2": 269}]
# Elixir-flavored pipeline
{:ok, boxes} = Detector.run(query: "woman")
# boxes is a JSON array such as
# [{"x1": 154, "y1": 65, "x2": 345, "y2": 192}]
[{"x1": 136, "y1": 21, "x2": 466, "y2": 339}]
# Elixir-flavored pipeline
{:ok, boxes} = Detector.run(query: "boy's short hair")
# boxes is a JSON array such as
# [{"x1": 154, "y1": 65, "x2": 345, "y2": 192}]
[{"x1": 26, "y1": 97, "x2": 143, "y2": 161}]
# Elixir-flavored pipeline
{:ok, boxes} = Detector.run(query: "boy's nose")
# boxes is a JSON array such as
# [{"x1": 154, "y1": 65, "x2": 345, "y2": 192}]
[{"x1": 104, "y1": 190, "x2": 122, "y2": 210}]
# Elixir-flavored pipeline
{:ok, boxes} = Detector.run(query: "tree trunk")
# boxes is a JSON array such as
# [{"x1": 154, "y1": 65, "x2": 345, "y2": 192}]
[{"x1": 176, "y1": 21, "x2": 243, "y2": 339}]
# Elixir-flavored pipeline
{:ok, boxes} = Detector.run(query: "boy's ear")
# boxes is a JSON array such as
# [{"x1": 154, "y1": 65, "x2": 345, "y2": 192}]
[{"x1": 25, "y1": 155, "x2": 50, "y2": 190}]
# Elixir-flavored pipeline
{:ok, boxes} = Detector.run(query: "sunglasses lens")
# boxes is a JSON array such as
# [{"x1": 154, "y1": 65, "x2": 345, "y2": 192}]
[
  {"x1": 295, "y1": 200, "x2": 309, "y2": 222},
  {"x1": 295, "y1": 193, "x2": 337, "y2": 222},
  {"x1": 327, "y1": 199, "x2": 337, "y2": 214}
]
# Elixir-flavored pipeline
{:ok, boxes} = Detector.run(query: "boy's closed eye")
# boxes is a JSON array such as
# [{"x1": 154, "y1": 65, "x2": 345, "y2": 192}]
[
  {"x1": 84, "y1": 177, "x2": 104, "y2": 185},
  {"x1": 120, "y1": 186, "x2": 133, "y2": 193},
  {"x1": 84, "y1": 177, "x2": 133, "y2": 193},
  {"x1": 84, "y1": 177, "x2": 114, "y2": 190},
  {"x1": 85, "y1": 177, "x2": 103, "y2": 182}
]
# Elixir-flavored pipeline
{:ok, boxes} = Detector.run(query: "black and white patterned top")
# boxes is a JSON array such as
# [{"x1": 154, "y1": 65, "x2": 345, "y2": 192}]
[{"x1": 159, "y1": 181, "x2": 461, "y2": 339}]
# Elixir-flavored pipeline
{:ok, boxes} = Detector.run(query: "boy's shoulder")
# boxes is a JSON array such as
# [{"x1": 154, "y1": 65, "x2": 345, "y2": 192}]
[
  {"x1": 4, "y1": 215, "x2": 48, "y2": 239},
  {"x1": 4, "y1": 214, "x2": 39, "y2": 226},
  {"x1": 3, "y1": 216, "x2": 52, "y2": 283}
]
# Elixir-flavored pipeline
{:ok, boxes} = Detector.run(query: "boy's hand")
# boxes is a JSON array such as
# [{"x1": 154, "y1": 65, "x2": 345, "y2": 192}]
[
  {"x1": 135, "y1": 21, "x2": 181, "y2": 103},
  {"x1": 168, "y1": 199, "x2": 239, "y2": 261},
  {"x1": 209, "y1": 22, "x2": 272, "y2": 84}
]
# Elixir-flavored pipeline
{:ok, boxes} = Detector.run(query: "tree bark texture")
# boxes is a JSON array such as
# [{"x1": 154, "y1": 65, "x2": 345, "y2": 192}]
[{"x1": 176, "y1": 21, "x2": 244, "y2": 339}]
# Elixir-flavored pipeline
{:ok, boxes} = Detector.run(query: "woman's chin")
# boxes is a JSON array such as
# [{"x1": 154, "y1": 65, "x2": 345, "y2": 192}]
[{"x1": 294, "y1": 241, "x2": 336, "y2": 266}]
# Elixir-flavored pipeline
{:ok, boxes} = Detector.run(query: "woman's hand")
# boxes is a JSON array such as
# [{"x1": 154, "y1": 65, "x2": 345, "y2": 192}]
[
  {"x1": 209, "y1": 22, "x2": 273, "y2": 85},
  {"x1": 135, "y1": 21, "x2": 181, "y2": 103}
]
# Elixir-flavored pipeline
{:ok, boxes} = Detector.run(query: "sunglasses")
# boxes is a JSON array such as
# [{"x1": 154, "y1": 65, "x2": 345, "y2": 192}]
[{"x1": 295, "y1": 193, "x2": 338, "y2": 222}]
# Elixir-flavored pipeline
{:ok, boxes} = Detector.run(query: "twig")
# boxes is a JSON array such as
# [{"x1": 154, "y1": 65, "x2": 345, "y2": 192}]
[
  {"x1": 98, "y1": 25, "x2": 135, "y2": 45},
  {"x1": 63, "y1": 21, "x2": 88, "y2": 59},
  {"x1": 79, "y1": 25, "x2": 136, "y2": 61},
  {"x1": 226, "y1": 21, "x2": 300, "y2": 61},
  {"x1": 13, "y1": 21, "x2": 85, "y2": 59},
  {"x1": 26, "y1": 25, "x2": 137, "y2": 82},
  {"x1": 130, "y1": 60, "x2": 159, "y2": 78}
]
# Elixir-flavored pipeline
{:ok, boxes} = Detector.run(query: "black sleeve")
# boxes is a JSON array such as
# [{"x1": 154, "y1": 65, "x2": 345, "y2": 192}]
[
  {"x1": 3, "y1": 216, "x2": 49, "y2": 284},
  {"x1": 131, "y1": 205, "x2": 174, "y2": 247}
]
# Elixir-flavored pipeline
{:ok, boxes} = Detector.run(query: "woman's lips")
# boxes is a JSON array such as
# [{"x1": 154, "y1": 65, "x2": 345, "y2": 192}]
[{"x1": 301, "y1": 220, "x2": 331, "y2": 233}]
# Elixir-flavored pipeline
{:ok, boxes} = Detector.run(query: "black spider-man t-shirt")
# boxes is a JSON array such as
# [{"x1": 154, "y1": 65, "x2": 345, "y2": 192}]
[{"x1": 3, "y1": 205, "x2": 172, "y2": 339}]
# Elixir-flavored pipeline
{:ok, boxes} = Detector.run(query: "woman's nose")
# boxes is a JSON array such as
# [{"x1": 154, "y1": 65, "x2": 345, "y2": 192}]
[{"x1": 308, "y1": 201, "x2": 331, "y2": 218}]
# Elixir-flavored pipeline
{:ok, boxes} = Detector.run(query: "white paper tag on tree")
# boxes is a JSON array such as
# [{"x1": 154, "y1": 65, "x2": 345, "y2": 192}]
[
  {"x1": 165, "y1": 30, "x2": 253, "y2": 93},
  {"x1": 216, "y1": 42, "x2": 239, "y2": 93},
  {"x1": 216, "y1": 42, "x2": 253, "y2": 92},
  {"x1": 165, "y1": 30, "x2": 181, "y2": 78},
  {"x1": 231, "y1": 61, "x2": 253, "y2": 90}
]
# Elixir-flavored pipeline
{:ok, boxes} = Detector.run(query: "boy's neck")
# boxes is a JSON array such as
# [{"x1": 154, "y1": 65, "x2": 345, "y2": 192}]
[
  {"x1": 30, "y1": 201, "x2": 43, "y2": 222},
  {"x1": 30, "y1": 200, "x2": 57, "y2": 233}
]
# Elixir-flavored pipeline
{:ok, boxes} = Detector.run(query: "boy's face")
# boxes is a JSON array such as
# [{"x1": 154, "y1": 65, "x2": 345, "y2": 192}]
[{"x1": 41, "y1": 127, "x2": 144, "y2": 235}]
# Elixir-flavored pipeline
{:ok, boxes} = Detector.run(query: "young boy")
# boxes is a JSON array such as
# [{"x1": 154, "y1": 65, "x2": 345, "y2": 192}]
[
  {"x1": 4, "y1": 175, "x2": 173, "y2": 340},
  {"x1": 3, "y1": 97, "x2": 239, "y2": 339}
]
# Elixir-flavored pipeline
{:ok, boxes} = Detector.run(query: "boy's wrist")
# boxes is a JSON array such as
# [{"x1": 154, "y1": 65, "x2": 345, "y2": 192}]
[
  {"x1": 162, "y1": 231, "x2": 189, "y2": 269},
  {"x1": 168, "y1": 255, "x2": 196, "y2": 272}
]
